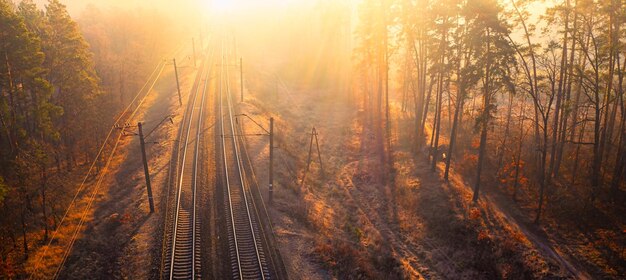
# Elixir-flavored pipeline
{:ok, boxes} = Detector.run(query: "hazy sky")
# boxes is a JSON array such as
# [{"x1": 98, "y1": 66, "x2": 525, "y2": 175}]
[
  {"x1": 29, "y1": 0, "x2": 314, "y2": 16},
  {"x1": 28, "y1": 0, "x2": 551, "y2": 19}
]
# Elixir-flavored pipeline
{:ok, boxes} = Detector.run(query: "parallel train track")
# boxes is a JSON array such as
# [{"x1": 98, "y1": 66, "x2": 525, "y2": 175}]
[
  {"x1": 218, "y1": 43, "x2": 271, "y2": 280},
  {"x1": 162, "y1": 40, "x2": 280, "y2": 280},
  {"x1": 163, "y1": 47, "x2": 212, "y2": 280}
]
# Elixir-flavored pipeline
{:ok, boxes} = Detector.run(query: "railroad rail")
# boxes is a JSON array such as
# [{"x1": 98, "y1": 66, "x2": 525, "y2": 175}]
[
  {"x1": 219, "y1": 43, "x2": 271, "y2": 280},
  {"x1": 163, "y1": 47, "x2": 212, "y2": 279}
]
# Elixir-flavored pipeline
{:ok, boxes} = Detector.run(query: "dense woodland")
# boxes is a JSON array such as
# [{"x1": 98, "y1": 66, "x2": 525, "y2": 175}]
[
  {"x1": 0, "y1": 0, "x2": 180, "y2": 275},
  {"x1": 354, "y1": 0, "x2": 625, "y2": 274},
  {"x1": 356, "y1": 0, "x2": 626, "y2": 217}
]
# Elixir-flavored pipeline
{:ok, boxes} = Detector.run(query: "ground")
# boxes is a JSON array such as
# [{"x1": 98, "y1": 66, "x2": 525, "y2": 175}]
[
  {"x1": 26, "y1": 46, "x2": 622, "y2": 279},
  {"x1": 236, "y1": 59, "x2": 608, "y2": 279}
]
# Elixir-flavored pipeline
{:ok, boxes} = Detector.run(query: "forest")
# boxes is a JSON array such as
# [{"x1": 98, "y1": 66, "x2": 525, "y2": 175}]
[
  {"x1": 357, "y1": 0, "x2": 625, "y2": 213},
  {"x1": 0, "y1": 0, "x2": 184, "y2": 276},
  {"x1": 350, "y1": 0, "x2": 625, "y2": 276},
  {"x1": 0, "y1": 0, "x2": 624, "y2": 278}
]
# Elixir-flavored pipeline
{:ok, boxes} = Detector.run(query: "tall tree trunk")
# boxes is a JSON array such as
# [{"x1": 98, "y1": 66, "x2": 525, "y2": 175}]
[
  {"x1": 473, "y1": 95, "x2": 490, "y2": 202},
  {"x1": 512, "y1": 99, "x2": 526, "y2": 201},
  {"x1": 431, "y1": 69, "x2": 443, "y2": 170},
  {"x1": 473, "y1": 32, "x2": 491, "y2": 203},
  {"x1": 590, "y1": 28, "x2": 602, "y2": 202},
  {"x1": 510, "y1": 0, "x2": 541, "y2": 175},
  {"x1": 430, "y1": 75, "x2": 440, "y2": 150},
  {"x1": 41, "y1": 166, "x2": 48, "y2": 242},
  {"x1": 411, "y1": 36, "x2": 426, "y2": 148},
  {"x1": 554, "y1": 1, "x2": 579, "y2": 177},
  {"x1": 571, "y1": 109, "x2": 589, "y2": 186},
  {"x1": 444, "y1": 36, "x2": 466, "y2": 180},
  {"x1": 4, "y1": 51, "x2": 17, "y2": 154},
  {"x1": 497, "y1": 91, "x2": 514, "y2": 175},
  {"x1": 548, "y1": 0, "x2": 570, "y2": 181},
  {"x1": 610, "y1": 56, "x2": 626, "y2": 200},
  {"x1": 432, "y1": 25, "x2": 448, "y2": 170},
  {"x1": 535, "y1": 123, "x2": 549, "y2": 223},
  {"x1": 603, "y1": 15, "x2": 622, "y2": 178},
  {"x1": 383, "y1": 1, "x2": 390, "y2": 139},
  {"x1": 599, "y1": 3, "x2": 619, "y2": 183},
  {"x1": 21, "y1": 205, "x2": 28, "y2": 259},
  {"x1": 421, "y1": 75, "x2": 435, "y2": 144}
]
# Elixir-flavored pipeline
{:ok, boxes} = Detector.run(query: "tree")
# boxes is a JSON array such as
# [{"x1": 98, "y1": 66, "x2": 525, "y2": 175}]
[
  {"x1": 43, "y1": 0, "x2": 101, "y2": 170},
  {"x1": 429, "y1": 0, "x2": 455, "y2": 171},
  {"x1": 445, "y1": 0, "x2": 482, "y2": 180},
  {"x1": 465, "y1": 0, "x2": 515, "y2": 202},
  {"x1": 0, "y1": 0, "x2": 59, "y2": 258}
]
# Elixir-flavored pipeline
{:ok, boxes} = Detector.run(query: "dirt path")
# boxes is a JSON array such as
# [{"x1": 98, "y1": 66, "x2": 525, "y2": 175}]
[
  {"x1": 415, "y1": 104, "x2": 593, "y2": 279},
  {"x1": 480, "y1": 184, "x2": 593, "y2": 279}
]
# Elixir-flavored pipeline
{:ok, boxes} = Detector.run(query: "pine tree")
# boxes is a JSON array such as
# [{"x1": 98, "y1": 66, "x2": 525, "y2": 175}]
[
  {"x1": 0, "y1": 0, "x2": 59, "y2": 258},
  {"x1": 465, "y1": 0, "x2": 516, "y2": 202},
  {"x1": 43, "y1": 0, "x2": 101, "y2": 170}
]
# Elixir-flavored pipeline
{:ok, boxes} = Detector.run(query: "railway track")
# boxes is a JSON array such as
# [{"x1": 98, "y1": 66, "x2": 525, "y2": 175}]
[
  {"x1": 163, "y1": 47, "x2": 212, "y2": 279},
  {"x1": 219, "y1": 43, "x2": 271, "y2": 280}
]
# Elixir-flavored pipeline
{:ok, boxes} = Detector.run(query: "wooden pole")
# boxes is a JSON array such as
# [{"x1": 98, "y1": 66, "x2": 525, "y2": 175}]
[
  {"x1": 269, "y1": 117, "x2": 274, "y2": 205},
  {"x1": 138, "y1": 122, "x2": 155, "y2": 213},
  {"x1": 173, "y1": 59, "x2": 182, "y2": 106},
  {"x1": 192, "y1": 37, "x2": 197, "y2": 67},
  {"x1": 240, "y1": 57, "x2": 244, "y2": 102},
  {"x1": 314, "y1": 128, "x2": 324, "y2": 177}
]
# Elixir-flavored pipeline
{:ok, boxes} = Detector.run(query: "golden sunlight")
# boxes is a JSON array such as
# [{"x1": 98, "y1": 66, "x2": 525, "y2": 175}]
[
  {"x1": 4, "y1": 0, "x2": 623, "y2": 279},
  {"x1": 209, "y1": 0, "x2": 236, "y2": 11}
]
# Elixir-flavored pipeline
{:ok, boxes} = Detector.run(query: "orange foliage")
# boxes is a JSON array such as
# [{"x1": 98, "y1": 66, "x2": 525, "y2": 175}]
[
  {"x1": 0, "y1": 257, "x2": 16, "y2": 278},
  {"x1": 120, "y1": 213, "x2": 132, "y2": 224},
  {"x1": 458, "y1": 152, "x2": 478, "y2": 175},
  {"x1": 463, "y1": 153, "x2": 478, "y2": 165},
  {"x1": 469, "y1": 207, "x2": 481, "y2": 220},
  {"x1": 478, "y1": 229, "x2": 491, "y2": 241},
  {"x1": 471, "y1": 139, "x2": 480, "y2": 149}
]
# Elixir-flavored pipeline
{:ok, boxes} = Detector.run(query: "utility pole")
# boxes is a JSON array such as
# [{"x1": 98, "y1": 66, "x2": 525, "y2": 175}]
[
  {"x1": 300, "y1": 127, "x2": 325, "y2": 188},
  {"x1": 233, "y1": 36, "x2": 238, "y2": 62},
  {"x1": 192, "y1": 37, "x2": 197, "y2": 67},
  {"x1": 138, "y1": 122, "x2": 155, "y2": 213},
  {"x1": 173, "y1": 59, "x2": 182, "y2": 106},
  {"x1": 269, "y1": 117, "x2": 274, "y2": 205},
  {"x1": 315, "y1": 128, "x2": 324, "y2": 177},
  {"x1": 240, "y1": 57, "x2": 244, "y2": 102}
]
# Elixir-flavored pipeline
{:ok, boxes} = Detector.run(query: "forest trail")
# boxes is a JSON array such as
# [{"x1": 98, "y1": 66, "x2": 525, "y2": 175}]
[
  {"x1": 481, "y1": 188, "x2": 592, "y2": 279},
  {"x1": 435, "y1": 150, "x2": 593, "y2": 279}
]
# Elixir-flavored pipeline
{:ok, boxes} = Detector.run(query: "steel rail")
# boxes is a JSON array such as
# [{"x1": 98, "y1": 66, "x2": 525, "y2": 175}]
[
  {"x1": 168, "y1": 46, "x2": 212, "y2": 279},
  {"x1": 220, "y1": 40, "x2": 267, "y2": 280}
]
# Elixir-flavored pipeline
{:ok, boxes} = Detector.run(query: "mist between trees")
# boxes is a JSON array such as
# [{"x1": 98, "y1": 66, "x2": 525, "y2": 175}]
[{"x1": 356, "y1": 0, "x2": 625, "y2": 216}]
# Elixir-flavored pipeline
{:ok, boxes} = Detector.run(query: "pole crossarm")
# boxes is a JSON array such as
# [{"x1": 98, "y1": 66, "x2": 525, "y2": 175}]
[
  {"x1": 221, "y1": 134, "x2": 268, "y2": 137},
  {"x1": 113, "y1": 123, "x2": 138, "y2": 136}
]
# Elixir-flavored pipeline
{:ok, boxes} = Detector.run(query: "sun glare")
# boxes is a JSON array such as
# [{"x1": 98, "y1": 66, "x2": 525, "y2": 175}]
[{"x1": 209, "y1": 0, "x2": 237, "y2": 12}]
